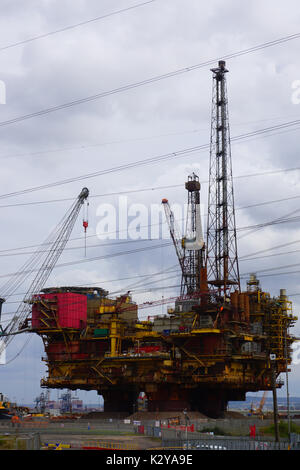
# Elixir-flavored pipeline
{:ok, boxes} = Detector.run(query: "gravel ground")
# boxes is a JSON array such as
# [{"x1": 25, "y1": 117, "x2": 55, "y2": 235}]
[
  {"x1": 41, "y1": 433, "x2": 161, "y2": 450},
  {"x1": 128, "y1": 411, "x2": 208, "y2": 421}
]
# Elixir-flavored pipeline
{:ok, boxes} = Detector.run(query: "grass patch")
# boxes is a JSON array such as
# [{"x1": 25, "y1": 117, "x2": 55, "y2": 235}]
[
  {"x1": 0, "y1": 437, "x2": 14, "y2": 450},
  {"x1": 83, "y1": 430, "x2": 137, "y2": 436},
  {"x1": 260, "y1": 421, "x2": 300, "y2": 438},
  {"x1": 48, "y1": 428, "x2": 137, "y2": 436},
  {"x1": 0, "y1": 436, "x2": 26, "y2": 450}
]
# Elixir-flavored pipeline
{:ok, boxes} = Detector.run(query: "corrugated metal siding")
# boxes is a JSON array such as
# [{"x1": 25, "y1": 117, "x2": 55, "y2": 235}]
[{"x1": 31, "y1": 293, "x2": 87, "y2": 329}]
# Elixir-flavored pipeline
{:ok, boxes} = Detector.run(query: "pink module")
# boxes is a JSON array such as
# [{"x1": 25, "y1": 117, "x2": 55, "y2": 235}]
[{"x1": 31, "y1": 292, "x2": 87, "y2": 329}]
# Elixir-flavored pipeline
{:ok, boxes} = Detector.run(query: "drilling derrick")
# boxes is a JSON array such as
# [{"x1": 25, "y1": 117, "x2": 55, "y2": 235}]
[
  {"x1": 182, "y1": 173, "x2": 206, "y2": 296},
  {"x1": 206, "y1": 60, "x2": 240, "y2": 299},
  {"x1": 162, "y1": 173, "x2": 205, "y2": 297}
]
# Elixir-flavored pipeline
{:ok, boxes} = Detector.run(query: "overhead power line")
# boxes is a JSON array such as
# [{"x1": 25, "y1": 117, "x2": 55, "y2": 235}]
[
  {"x1": 4, "y1": 273, "x2": 181, "y2": 305},
  {"x1": 0, "y1": 112, "x2": 298, "y2": 163},
  {"x1": 0, "y1": 143, "x2": 209, "y2": 199},
  {"x1": 0, "y1": 238, "x2": 152, "y2": 257},
  {"x1": 0, "y1": 241, "x2": 173, "y2": 280},
  {"x1": 1, "y1": 191, "x2": 300, "y2": 256},
  {"x1": 0, "y1": 206, "x2": 299, "y2": 280},
  {"x1": 2, "y1": 265, "x2": 180, "y2": 304},
  {"x1": 240, "y1": 238, "x2": 300, "y2": 260},
  {"x1": 1, "y1": 117, "x2": 300, "y2": 201},
  {"x1": 242, "y1": 261, "x2": 300, "y2": 276},
  {"x1": 0, "y1": 183, "x2": 183, "y2": 208},
  {"x1": 0, "y1": 32, "x2": 300, "y2": 127},
  {"x1": 0, "y1": 175, "x2": 300, "y2": 210},
  {"x1": 0, "y1": 1, "x2": 157, "y2": 52},
  {"x1": 0, "y1": 128, "x2": 202, "y2": 162},
  {"x1": 237, "y1": 214, "x2": 300, "y2": 232},
  {"x1": 241, "y1": 270, "x2": 300, "y2": 280},
  {"x1": 240, "y1": 248, "x2": 300, "y2": 262}
]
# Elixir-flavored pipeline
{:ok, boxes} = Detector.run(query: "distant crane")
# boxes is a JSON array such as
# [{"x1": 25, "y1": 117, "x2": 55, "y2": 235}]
[
  {"x1": 34, "y1": 391, "x2": 49, "y2": 414},
  {"x1": 0, "y1": 187, "x2": 89, "y2": 354},
  {"x1": 59, "y1": 390, "x2": 72, "y2": 414},
  {"x1": 250, "y1": 391, "x2": 268, "y2": 417}
]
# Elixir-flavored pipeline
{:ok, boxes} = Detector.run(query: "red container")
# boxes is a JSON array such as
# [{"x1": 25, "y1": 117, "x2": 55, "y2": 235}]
[
  {"x1": 31, "y1": 292, "x2": 87, "y2": 329},
  {"x1": 47, "y1": 341, "x2": 80, "y2": 353},
  {"x1": 72, "y1": 353, "x2": 88, "y2": 360},
  {"x1": 57, "y1": 293, "x2": 87, "y2": 328},
  {"x1": 47, "y1": 343, "x2": 64, "y2": 353}
]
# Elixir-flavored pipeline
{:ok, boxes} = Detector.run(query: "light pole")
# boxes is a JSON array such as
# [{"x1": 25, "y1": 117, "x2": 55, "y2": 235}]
[
  {"x1": 270, "y1": 354, "x2": 280, "y2": 445},
  {"x1": 183, "y1": 408, "x2": 190, "y2": 449},
  {"x1": 284, "y1": 329, "x2": 291, "y2": 445}
]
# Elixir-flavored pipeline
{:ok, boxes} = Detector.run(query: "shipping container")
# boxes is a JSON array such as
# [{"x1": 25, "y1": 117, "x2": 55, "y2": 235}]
[{"x1": 94, "y1": 328, "x2": 109, "y2": 337}]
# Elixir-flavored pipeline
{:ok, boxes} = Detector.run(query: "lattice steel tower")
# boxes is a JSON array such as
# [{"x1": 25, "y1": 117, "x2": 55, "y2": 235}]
[
  {"x1": 206, "y1": 60, "x2": 240, "y2": 299},
  {"x1": 162, "y1": 173, "x2": 205, "y2": 297}
]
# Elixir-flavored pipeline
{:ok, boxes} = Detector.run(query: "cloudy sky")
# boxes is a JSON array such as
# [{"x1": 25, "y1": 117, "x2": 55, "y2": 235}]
[{"x1": 1, "y1": 0, "x2": 300, "y2": 406}]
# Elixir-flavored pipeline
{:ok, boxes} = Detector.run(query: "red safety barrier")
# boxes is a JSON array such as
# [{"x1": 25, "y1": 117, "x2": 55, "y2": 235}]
[
  {"x1": 161, "y1": 424, "x2": 194, "y2": 432},
  {"x1": 21, "y1": 420, "x2": 48, "y2": 428},
  {"x1": 138, "y1": 425, "x2": 145, "y2": 434}
]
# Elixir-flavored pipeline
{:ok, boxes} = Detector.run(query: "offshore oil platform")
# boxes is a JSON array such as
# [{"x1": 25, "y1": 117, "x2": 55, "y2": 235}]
[{"x1": 0, "y1": 61, "x2": 297, "y2": 418}]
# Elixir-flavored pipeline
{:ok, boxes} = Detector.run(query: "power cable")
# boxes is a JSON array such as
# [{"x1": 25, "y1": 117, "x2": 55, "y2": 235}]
[
  {"x1": 0, "y1": 31, "x2": 300, "y2": 127},
  {"x1": 4, "y1": 272, "x2": 182, "y2": 305},
  {"x1": 0, "y1": 1, "x2": 157, "y2": 52},
  {"x1": 240, "y1": 239, "x2": 300, "y2": 260},
  {"x1": 1, "y1": 111, "x2": 299, "y2": 163},
  {"x1": 240, "y1": 248, "x2": 300, "y2": 262},
  {"x1": 237, "y1": 215, "x2": 300, "y2": 232},
  {"x1": 240, "y1": 270, "x2": 300, "y2": 280},
  {"x1": 1, "y1": 170, "x2": 300, "y2": 211},
  {"x1": 6, "y1": 237, "x2": 300, "y2": 303},
  {"x1": 242, "y1": 261, "x2": 300, "y2": 276},
  {"x1": 0, "y1": 183, "x2": 183, "y2": 208},
  {"x1": 0, "y1": 192, "x2": 299, "y2": 264},
  {"x1": 1, "y1": 264, "x2": 180, "y2": 304},
  {"x1": 236, "y1": 194, "x2": 300, "y2": 212},
  {"x1": 0, "y1": 129, "x2": 202, "y2": 162},
  {"x1": 236, "y1": 203, "x2": 300, "y2": 242},
  {"x1": 0, "y1": 238, "x2": 154, "y2": 257},
  {"x1": 0, "y1": 203, "x2": 299, "y2": 260},
  {"x1": 1, "y1": 117, "x2": 300, "y2": 201},
  {"x1": 0, "y1": 241, "x2": 173, "y2": 281},
  {"x1": 4, "y1": 207, "x2": 300, "y2": 300}
]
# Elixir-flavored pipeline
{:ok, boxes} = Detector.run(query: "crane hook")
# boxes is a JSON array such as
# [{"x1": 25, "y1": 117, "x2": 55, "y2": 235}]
[{"x1": 83, "y1": 200, "x2": 89, "y2": 257}]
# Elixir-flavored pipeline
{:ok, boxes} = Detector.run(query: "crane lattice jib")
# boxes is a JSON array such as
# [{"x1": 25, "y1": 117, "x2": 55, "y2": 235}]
[
  {"x1": 162, "y1": 200, "x2": 189, "y2": 294},
  {"x1": 0, "y1": 187, "x2": 89, "y2": 352}
]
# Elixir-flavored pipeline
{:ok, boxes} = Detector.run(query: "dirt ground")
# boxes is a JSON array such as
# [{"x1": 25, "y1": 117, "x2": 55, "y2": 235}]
[
  {"x1": 128, "y1": 411, "x2": 208, "y2": 421},
  {"x1": 41, "y1": 433, "x2": 161, "y2": 450}
]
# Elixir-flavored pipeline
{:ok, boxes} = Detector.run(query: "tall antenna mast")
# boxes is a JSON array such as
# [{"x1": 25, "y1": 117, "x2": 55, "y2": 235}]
[{"x1": 206, "y1": 60, "x2": 240, "y2": 299}]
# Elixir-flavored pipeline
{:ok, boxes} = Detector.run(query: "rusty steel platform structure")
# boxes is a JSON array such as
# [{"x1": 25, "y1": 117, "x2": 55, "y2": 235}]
[
  {"x1": 26, "y1": 61, "x2": 298, "y2": 418},
  {"x1": 28, "y1": 279, "x2": 297, "y2": 417}
]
